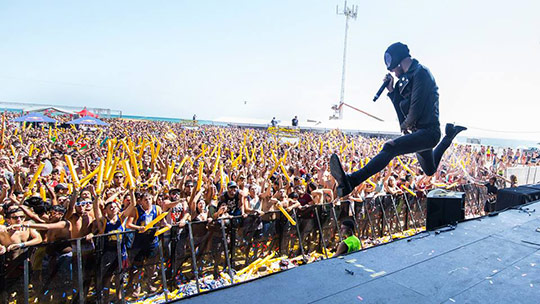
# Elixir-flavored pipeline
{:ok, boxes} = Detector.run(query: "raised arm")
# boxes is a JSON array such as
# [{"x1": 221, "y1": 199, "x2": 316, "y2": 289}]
[
  {"x1": 92, "y1": 188, "x2": 104, "y2": 232},
  {"x1": 125, "y1": 207, "x2": 144, "y2": 232},
  {"x1": 25, "y1": 220, "x2": 68, "y2": 231},
  {"x1": 65, "y1": 187, "x2": 80, "y2": 220},
  {"x1": 120, "y1": 189, "x2": 137, "y2": 219}
]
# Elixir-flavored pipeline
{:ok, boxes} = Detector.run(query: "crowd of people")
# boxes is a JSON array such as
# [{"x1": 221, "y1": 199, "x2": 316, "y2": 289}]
[{"x1": 0, "y1": 111, "x2": 536, "y2": 302}]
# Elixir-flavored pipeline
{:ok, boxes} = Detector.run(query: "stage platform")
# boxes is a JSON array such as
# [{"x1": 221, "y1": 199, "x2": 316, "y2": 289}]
[{"x1": 181, "y1": 201, "x2": 540, "y2": 304}]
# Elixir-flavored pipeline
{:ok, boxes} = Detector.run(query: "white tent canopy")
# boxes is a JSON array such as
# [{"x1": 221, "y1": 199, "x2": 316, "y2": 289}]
[{"x1": 22, "y1": 106, "x2": 76, "y2": 115}]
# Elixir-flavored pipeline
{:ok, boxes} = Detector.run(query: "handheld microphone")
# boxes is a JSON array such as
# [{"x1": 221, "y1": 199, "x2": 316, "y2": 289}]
[{"x1": 373, "y1": 79, "x2": 390, "y2": 102}]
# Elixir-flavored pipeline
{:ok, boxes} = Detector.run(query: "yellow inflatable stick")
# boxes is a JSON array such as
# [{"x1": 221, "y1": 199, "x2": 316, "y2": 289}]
[
  {"x1": 95, "y1": 160, "x2": 105, "y2": 194},
  {"x1": 121, "y1": 160, "x2": 135, "y2": 189},
  {"x1": 237, "y1": 258, "x2": 261, "y2": 276},
  {"x1": 166, "y1": 160, "x2": 176, "y2": 183},
  {"x1": 154, "y1": 226, "x2": 171, "y2": 237},
  {"x1": 280, "y1": 163, "x2": 291, "y2": 182},
  {"x1": 129, "y1": 151, "x2": 140, "y2": 178},
  {"x1": 397, "y1": 157, "x2": 416, "y2": 176},
  {"x1": 401, "y1": 185, "x2": 416, "y2": 196},
  {"x1": 176, "y1": 156, "x2": 189, "y2": 174},
  {"x1": 59, "y1": 169, "x2": 66, "y2": 183},
  {"x1": 65, "y1": 155, "x2": 80, "y2": 186},
  {"x1": 212, "y1": 147, "x2": 221, "y2": 175},
  {"x1": 79, "y1": 167, "x2": 100, "y2": 185},
  {"x1": 266, "y1": 159, "x2": 282, "y2": 180},
  {"x1": 196, "y1": 161, "x2": 204, "y2": 191},
  {"x1": 142, "y1": 212, "x2": 168, "y2": 233},
  {"x1": 27, "y1": 162, "x2": 45, "y2": 195},
  {"x1": 277, "y1": 204, "x2": 296, "y2": 226}
]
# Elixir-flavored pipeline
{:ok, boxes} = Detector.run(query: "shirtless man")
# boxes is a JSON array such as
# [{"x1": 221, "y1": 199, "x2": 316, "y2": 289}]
[
  {"x1": 23, "y1": 185, "x2": 97, "y2": 299},
  {"x1": 0, "y1": 208, "x2": 42, "y2": 302},
  {"x1": 64, "y1": 187, "x2": 98, "y2": 299},
  {"x1": 269, "y1": 187, "x2": 304, "y2": 256},
  {"x1": 259, "y1": 180, "x2": 277, "y2": 237},
  {"x1": 23, "y1": 204, "x2": 72, "y2": 302}
]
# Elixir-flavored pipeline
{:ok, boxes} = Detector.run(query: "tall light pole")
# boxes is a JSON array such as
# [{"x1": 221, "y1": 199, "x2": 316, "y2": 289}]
[{"x1": 332, "y1": 1, "x2": 358, "y2": 120}]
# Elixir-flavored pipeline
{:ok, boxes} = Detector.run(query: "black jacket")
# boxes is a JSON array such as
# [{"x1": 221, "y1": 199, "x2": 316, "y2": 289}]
[{"x1": 387, "y1": 59, "x2": 439, "y2": 131}]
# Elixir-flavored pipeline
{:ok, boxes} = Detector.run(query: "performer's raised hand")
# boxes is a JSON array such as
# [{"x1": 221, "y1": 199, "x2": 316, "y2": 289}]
[{"x1": 384, "y1": 73, "x2": 394, "y2": 93}]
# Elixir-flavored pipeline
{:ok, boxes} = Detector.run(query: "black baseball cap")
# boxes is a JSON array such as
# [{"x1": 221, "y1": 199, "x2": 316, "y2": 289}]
[
  {"x1": 384, "y1": 42, "x2": 410, "y2": 70},
  {"x1": 54, "y1": 183, "x2": 68, "y2": 192}
]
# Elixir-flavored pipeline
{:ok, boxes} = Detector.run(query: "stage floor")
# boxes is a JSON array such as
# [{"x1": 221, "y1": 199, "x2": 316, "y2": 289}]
[{"x1": 181, "y1": 201, "x2": 540, "y2": 304}]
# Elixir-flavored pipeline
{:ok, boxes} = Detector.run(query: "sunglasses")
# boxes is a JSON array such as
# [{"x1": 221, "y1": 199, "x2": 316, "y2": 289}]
[
  {"x1": 9, "y1": 215, "x2": 25, "y2": 220},
  {"x1": 75, "y1": 201, "x2": 92, "y2": 207},
  {"x1": 114, "y1": 175, "x2": 124, "y2": 179}
]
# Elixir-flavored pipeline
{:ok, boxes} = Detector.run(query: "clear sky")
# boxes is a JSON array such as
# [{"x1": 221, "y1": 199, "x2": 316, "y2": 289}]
[{"x1": 0, "y1": 1, "x2": 539, "y2": 141}]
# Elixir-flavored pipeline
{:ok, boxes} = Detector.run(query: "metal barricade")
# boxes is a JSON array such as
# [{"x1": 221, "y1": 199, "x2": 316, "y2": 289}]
[
  {"x1": 314, "y1": 204, "x2": 339, "y2": 257},
  {"x1": 167, "y1": 224, "x2": 194, "y2": 292},
  {"x1": 228, "y1": 214, "x2": 261, "y2": 270},
  {"x1": 1, "y1": 246, "x2": 31, "y2": 303},
  {"x1": 27, "y1": 241, "x2": 76, "y2": 303},
  {"x1": 2, "y1": 184, "x2": 496, "y2": 303},
  {"x1": 407, "y1": 192, "x2": 426, "y2": 228},
  {"x1": 381, "y1": 195, "x2": 403, "y2": 236},
  {"x1": 123, "y1": 228, "x2": 169, "y2": 301},
  {"x1": 188, "y1": 219, "x2": 231, "y2": 293},
  {"x1": 295, "y1": 205, "x2": 319, "y2": 256},
  {"x1": 353, "y1": 199, "x2": 376, "y2": 243}
]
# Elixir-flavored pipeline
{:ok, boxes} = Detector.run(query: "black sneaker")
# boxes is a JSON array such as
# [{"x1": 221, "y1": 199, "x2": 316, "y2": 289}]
[
  {"x1": 329, "y1": 154, "x2": 353, "y2": 197},
  {"x1": 445, "y1": 123, "x2": 467, "y2": 139},
  {"x1": 445, "y1": 123, "x2": 455, "y2": 136},
  {"x1": 453, "y1": 125, "x2": 467, "y2": 136}
]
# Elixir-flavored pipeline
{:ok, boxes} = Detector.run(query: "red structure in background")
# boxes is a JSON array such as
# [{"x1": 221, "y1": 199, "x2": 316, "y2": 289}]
[{"x1": 77, "y1": 107, "x2": 98, "y2": 118}]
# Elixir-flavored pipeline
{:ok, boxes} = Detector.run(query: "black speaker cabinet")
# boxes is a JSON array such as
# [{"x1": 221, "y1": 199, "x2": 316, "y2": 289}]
[
  {"x1": 495, "y1": 186, "x2": 540, "y2": 211},
  {"x1": 426, "y1": 189, "x2": 465, "y2": 230}
]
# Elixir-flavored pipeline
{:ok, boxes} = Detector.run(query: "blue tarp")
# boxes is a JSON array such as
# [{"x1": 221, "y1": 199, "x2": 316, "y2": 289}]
[
  {"x1": 67, "y1": 116, "x2": 108, "y2": 126},
  {"x1": 11, "y1": 112, "x2": 58, "y2": 123}
]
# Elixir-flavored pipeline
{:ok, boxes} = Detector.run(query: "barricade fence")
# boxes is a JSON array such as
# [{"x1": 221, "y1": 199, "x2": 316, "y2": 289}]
[
  {"x1": 506, "y1": 166, "x2": 540, "y2": 185},
  {"x1": 1, "y1": 184, "x2": 490, "y2": 303}
]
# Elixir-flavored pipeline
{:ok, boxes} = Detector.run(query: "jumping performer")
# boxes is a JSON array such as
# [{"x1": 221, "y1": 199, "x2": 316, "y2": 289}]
[{"x1": 331, "y1": 42, "x2": 466, "y2": 197}]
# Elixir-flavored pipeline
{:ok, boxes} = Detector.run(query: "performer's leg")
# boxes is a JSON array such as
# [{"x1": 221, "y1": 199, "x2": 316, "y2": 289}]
[
  {"x1": 416, "y1": 149, "x2": 436, "y2": 175},
  {"x1": 331, "y1": 129, "x2": 440, "y2": 197},
  {"x1": 432, "y1": 124, "x2": 467, "y2": 169},
  {"x1": 416, "y1": 137, "x2": 451, "y2": 177},
  {"x1": 414, "y1": 124, "x2": 467, "y2": 176}
]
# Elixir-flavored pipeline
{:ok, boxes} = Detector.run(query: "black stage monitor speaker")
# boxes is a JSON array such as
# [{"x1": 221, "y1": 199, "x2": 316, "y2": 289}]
[
  {"x1": 426, "y1": 189, "x2": 465, "y2": 230},
  {"x1": 495, "y1": 185, "x2": 540, "y2": 211}
]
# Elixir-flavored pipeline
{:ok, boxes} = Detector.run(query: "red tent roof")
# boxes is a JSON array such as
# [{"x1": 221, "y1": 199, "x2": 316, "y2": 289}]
[{"x1": 77, "y1": 107, "x2": 98, "y2": 118}]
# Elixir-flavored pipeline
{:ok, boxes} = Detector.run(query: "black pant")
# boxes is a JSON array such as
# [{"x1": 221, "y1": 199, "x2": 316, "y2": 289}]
[{"x1": 349, "y1": 126, "x2": 452, "y2": 187}]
